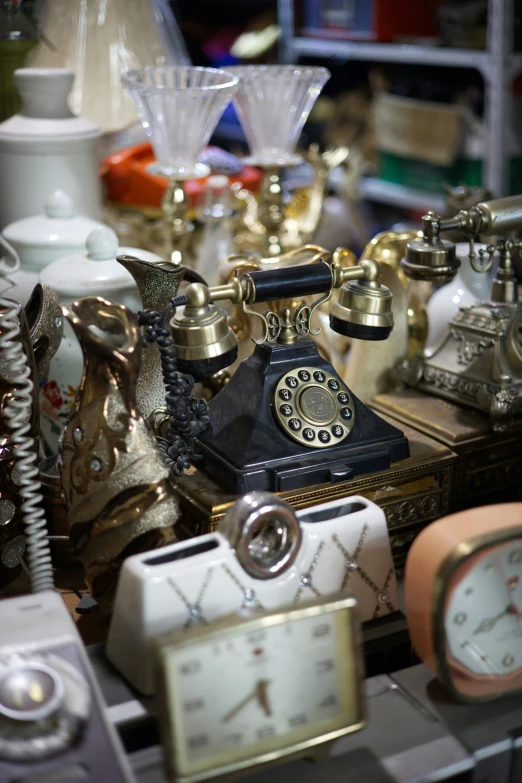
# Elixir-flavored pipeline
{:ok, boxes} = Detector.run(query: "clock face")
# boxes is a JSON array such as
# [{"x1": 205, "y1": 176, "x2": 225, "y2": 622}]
[
  {"x1": 444, "y1": 538, "x2": 522, "y2": 695},
  {"x1": 161, "y1": 603, "x2": 362, "y2": 781}
]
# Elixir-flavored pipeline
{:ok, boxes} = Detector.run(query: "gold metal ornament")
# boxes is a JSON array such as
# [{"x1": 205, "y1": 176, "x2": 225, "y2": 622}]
[
  {"x1": 233, "y1": 145, "x2": 350, "y2": 257},
  {"x1": 25, "y1": 284, "x2": 64, "y2": 387},
  {"x1": 59, "y1": 296, "x2": 179, "y2": 614}
]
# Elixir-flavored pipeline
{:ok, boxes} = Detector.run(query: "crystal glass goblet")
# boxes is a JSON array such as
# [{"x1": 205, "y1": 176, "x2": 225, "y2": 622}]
[
  {"x1": 122, "y1": 65, "x2": 238, "y2": 262},
  {"x1": 228, "y1": 65, "x2": 330, "y2": 167}
]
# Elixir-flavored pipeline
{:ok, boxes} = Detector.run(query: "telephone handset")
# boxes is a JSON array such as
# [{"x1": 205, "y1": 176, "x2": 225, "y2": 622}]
[{"x1": 168, "y1": 249, "x2": 409, "y2": 493}]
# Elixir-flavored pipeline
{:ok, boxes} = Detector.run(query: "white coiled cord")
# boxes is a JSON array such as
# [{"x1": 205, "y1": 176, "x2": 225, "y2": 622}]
[{"x1": 0, "y1": 297, "x2": 54, "y2": 592}]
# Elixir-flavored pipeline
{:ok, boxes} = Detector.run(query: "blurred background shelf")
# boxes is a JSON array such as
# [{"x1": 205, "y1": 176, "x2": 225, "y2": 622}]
[
  {"x1": 359, "y1": 177, "x2": 446, "y2": 212},
  {"x1": 290, "y1": 38, "x2": 492, "y2": 71},
  {"x1": 279, "y1": 0, "x2": 521, "y2": 201}
]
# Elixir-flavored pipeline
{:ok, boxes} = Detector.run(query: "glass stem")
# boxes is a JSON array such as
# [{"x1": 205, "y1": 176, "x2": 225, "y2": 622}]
[
  {"x1": 161, "y1": 178, "x2": 194, "y2": 264},
  {"x1": 257, "y1": 166, "x2": 285, "y2": 256}
]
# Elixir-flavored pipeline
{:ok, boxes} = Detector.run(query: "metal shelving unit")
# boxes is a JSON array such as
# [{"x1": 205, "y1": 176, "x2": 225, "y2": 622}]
[
  {"x1": 359, "y1": 177, "x2": 445, "y2": 212},
  {"x1": 279, "y1": 0, "x2": 522, "y2": 207}
]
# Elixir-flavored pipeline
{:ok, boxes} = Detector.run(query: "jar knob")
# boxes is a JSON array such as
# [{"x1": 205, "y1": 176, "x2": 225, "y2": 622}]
[
  {"x1": 86, "y1": 227, "x2": 119, "y2": 261},
  {"x1": 14, "y1": 68, "x2": 74, "y2": 120},
  {"x1": 44, "y1": 191, "x2": 75, "y2": 219}
]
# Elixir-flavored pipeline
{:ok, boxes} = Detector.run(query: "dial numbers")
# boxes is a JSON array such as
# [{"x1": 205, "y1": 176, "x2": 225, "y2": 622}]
[
  {"x1": 161, "y1": 603, "x2": 361, "y2": 780},
  {"x1": 446, "y1": 539, "x2": 522, "y2": 677},
  {"x1": 453, "y1": 613, "x2": 467, "y2": 626},
  {"x1": 273, "y1": 367, "x2": 354, "y2": 449}
]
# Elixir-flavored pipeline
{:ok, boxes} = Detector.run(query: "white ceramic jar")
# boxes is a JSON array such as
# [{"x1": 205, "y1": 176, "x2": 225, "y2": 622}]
[
  {"x1": 0, "y1": 191, "x2": 103, "y2": 305},
  {"x1": 0, "y1": 68, "x2": 102, "y2": 228},
  {"x1": 39, "y1": 226, "x2": 162, "y2": 453}
]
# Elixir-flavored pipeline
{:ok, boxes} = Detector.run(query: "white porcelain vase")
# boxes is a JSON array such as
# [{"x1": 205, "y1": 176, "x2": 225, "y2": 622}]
[{"x1": 0, "y1": 68, "x2": 102, "y2": 228}]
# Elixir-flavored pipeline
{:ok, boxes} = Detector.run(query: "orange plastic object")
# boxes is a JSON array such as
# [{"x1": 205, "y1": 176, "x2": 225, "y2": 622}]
[{"x1": 100, "y1": 143, "x2": 263, "y2": 209}]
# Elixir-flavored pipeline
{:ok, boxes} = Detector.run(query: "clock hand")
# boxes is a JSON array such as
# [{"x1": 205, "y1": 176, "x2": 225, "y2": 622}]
[
  {"x1": 222, "y1": 688, "x2": 258, "y2": 723},
  {"x1": 496, "y1": 556, "x2": 522, "y2": 636},
  {"x1": 472, "y1": 605, "x2": 514, "y2": 635},
  {"x1": 256, "y1": 679, "x2": 272, "y2": 717}
]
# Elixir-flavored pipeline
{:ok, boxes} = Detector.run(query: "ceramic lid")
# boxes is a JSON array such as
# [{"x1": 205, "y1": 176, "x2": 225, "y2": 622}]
[
  {"x1": 39, "y1": 225, "x2": 162, "y2": 297},
  {"x1": 2, "y1": 191, "x2": 103, "y2": 250},
  {"x1": 0, "y1": 68, "x2": 100, "y2": 142}
]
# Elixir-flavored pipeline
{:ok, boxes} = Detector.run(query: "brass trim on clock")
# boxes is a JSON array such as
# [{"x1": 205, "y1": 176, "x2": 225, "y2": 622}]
[
  {"x1": 432, "y1": 525, "x2": 522, "y2": 704},
  {"x1": 155, "y1": 593, "x2": 365, "y2": 783}
]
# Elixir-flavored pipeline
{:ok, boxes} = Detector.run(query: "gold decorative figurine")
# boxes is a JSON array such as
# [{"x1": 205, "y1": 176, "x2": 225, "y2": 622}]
[
  {"x1": 233, "y1": 145, "x2": 349, "y2": 257},
  {"x1": 59, "y1": 297, "x2": 179, "y2": 613}
]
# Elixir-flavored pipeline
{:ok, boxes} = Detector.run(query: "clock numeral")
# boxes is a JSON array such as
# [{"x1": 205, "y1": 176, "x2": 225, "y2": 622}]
[
  {"x1": 288, "y1": 713, "x2": 308, "y2": 727},
  {"x1": 503, "y1": 653, "x2": 515, "y2": 667},
  {"x1": 257, "y1": 726, "x2": 275, "y2": 740},
  {"x1": 319, "y1": 694, "x2": 337, "y2": 708},
  {"x1": 453, "y1": 613, "x2": 467, "y2": 626},
  {"x1": 509, "y1": 549, "x2": 522, "y2": 565},
  {"x1": 316, "y1": 658, "x2": 334, "y2": 673},
  {"x1": 224, "y1": 733, "x2": 243, "y2": 746},
  {"x1": 184, "y1": 698, "x2": 204, "y2": 713},
  {"x1": 188, "y1": 734, "x2": 209, "y2": 749},
  {"x1": 313, "y1": 623, "x2": 331, "y2": 638},
  {"x1": 180, "y1": 660, "x2": 201, "y2": 676}
]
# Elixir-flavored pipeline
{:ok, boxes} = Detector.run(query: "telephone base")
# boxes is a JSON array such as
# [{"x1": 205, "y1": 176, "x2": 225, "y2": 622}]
[
  {"x1": 398, "y1": 299, "x2": 522, "y2": 432},
  {"x1": 196, "y1": 339, "x2": 409, "y2": 494}
]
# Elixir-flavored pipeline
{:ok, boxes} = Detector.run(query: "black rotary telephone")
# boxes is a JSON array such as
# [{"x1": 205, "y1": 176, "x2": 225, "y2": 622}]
[{"x1": 165, "y1": 249, "x2": 409, "y2": 493}]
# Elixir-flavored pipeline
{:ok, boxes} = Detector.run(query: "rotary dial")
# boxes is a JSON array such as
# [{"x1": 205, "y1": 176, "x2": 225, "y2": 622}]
[{"x1": 273, "y1": 367, "x2": 355, "y2": 449}]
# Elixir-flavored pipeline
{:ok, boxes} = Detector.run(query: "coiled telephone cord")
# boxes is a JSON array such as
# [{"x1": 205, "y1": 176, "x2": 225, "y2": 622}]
[
  {"x1": 0, "y1": 297, "x2": 53, "y2": 592},
  {"x1": 138, "y1": 295, "x2": 210, "y2": 477}
]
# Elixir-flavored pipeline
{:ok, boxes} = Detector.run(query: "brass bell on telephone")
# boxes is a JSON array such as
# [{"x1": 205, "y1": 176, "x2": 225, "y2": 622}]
[
  {"x1": 402, "y1": 212, "x2": 460, "y2": 283},
  {"x1": 170, "y1": 282, "x2": 238, "y2": 378},
  {"x1": 330, "y1": 259, "x2": 394, "y2": 340}
]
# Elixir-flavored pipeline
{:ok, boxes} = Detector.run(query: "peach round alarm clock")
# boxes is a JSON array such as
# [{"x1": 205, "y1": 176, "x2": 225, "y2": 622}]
[{"x1": 405, "y1": 503, "x2": 522, "y2": 702}]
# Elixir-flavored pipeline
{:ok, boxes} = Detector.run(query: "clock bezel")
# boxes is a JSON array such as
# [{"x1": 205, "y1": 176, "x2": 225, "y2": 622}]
[
  {"x1": 155, "y1": 593, "x2": 365, "y2": 783},
  {"x1": 432, "y1": 524, "x2": 522, "y2": 704}
]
